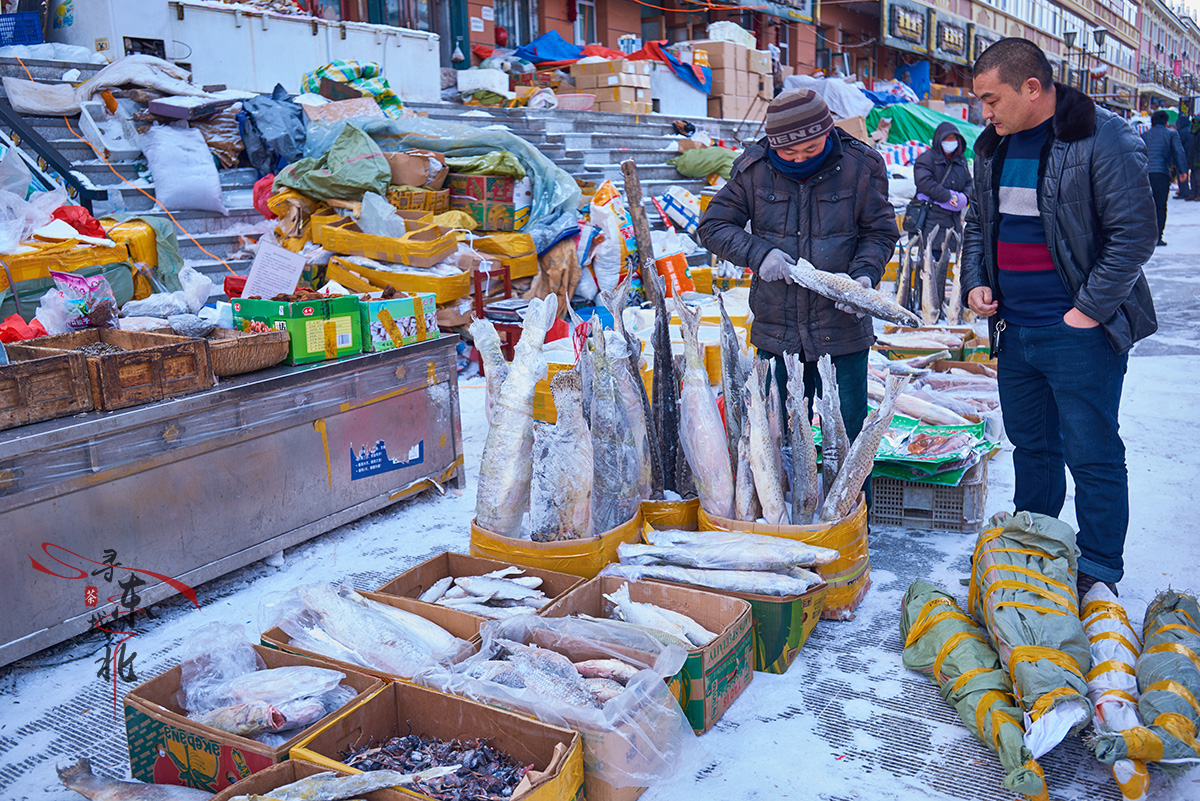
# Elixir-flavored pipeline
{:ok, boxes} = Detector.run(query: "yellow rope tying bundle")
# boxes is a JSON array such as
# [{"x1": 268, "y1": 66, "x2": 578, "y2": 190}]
[
  {"x1": 1144, "y1": 642, "x2": 1200, "y2": 674},
  {"x1": 904, "y1": 597, "x2": 975, "y2": 650},
  {"x1": 1152, "y1": 712, "x2": 1200, "y2": 755},
  {"x1": 1144, "y1": 680, "x2": 1200, "y2": 714},
  {"x1": 934, "y1": 632, "x2": 987, "y2": 684},
  {"x1": 1021, "y1": 759, "x2": 1050, "y2": 801},
  {"x1": 1147, "y1": 623, "x2": 1200, "y2": 641},
  {"x1": 1089, "y1": 631, "x2": 1141, "y2": 659},
  {"x1": 1086, "y1": 660, "x2": 1136, "y2": 682},
  {"x1": 951, "y1": 667, "x2": 991, "y2": 695},
  {"x1": 975, "y1": 689, "x2": 1020, "y2": 752}
]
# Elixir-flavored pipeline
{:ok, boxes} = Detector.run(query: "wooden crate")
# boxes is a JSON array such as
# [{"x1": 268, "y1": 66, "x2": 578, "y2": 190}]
[
  {"x1": 6, "y1": 330, "x2": 214, "y2": 411},
  {"x1": 0, "y1": 349, "x2": 93, "y2": 431}
]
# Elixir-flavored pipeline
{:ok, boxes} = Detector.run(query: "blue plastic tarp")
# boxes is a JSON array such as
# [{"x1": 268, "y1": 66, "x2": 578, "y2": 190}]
[{"x1": 513, "y1": 31, "x2": 583, "y2": 65}]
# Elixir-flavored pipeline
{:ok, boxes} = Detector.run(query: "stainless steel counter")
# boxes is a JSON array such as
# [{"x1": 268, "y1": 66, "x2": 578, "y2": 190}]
[{"x1": 0, "y1": 336, "x2": 464, "y2": 666}]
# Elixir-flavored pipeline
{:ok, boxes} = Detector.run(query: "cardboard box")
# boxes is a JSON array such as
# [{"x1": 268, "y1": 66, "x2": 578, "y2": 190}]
[
  {"x1": 260, "y1": 592, "x2": 478, "y2": 682},
  {"x1": 540, "y1": 576, "x2": 754, "y2": 734},
  {"x1": 327, "y1": 257, "x2": 470, "y2": 305},
  {"x1": 317, "y1": 218, "x2": 460, "y2": 268},
  {"x1": 450, "y1": 195, "x2": 521, "y2": 231},
  {"x1": 358, "y1": 291, "x2": 439, "y2": 352},
  {"x1": 592, "y1": 86, "x2": 649, "y2": 103},
  {"x1": 596, "y1": 100, "x2": 651, "y2": 115},
  {"x1": 124, "y1": 645, "x2": 383, "y2": 792},
  {"x1": 571, "y1": 58, "x2": 652, "y2": 77},
  {"x1": 874, "y1": 325, "x2": 973, "y2": 361},
  {"x1": 373, "y1": 552, "x2": 584, "y2": 634},
  {"x1": 575, "y1": 72, "x2": 650, "y2": 90},
  {"x1": 212, "y1": 760, "x2": 408, "y2": 801},
  {"x1": 691, "y1": 39, "x2": 746, "y2": 70},
  {"x1": 834, "y1": 116, "x2": 870, "y2": 143},
  {"x1": 302, "y1": 96, "x2": 384, "y2": 122},
  {"x1": 446, "y1": 172, "x2": 516, "y2": 203},
  {"x1": 383, "y1": 150, "x2": 447, "y2": 190},
  {"x1": 232, "y1": 296, "x2": 363, "y2": 365},
  {"x1": 291, "y1": 682, "x2": 586, "y2": 801},
  {"x1": 747, "y1": 48, "x2": 771, "y2": 75}
]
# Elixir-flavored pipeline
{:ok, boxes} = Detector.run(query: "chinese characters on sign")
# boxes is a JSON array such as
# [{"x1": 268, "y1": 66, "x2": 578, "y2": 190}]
[
  {"x1": 29, "y1": 542, "x2": 199, "y2": 717},
  {"x1": 890, "y1": 4, "x2": 927, "y2": 47},
  {"x1": 937, "y1": 21, "x2": 967, "y2": 58}
]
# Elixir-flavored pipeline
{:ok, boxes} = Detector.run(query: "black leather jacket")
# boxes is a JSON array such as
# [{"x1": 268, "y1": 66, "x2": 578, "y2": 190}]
[{"x1": 960, "y1": 84, "x2": 1157, "y2": 355}]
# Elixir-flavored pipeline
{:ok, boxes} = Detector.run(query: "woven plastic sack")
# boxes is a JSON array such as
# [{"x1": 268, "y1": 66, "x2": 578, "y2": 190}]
[
  {"x1": 275, "y1": 123, "x2": 390, "y2": 202},
  {"x1": 141, "y1": 124, "x2": 227, "y2": 215}
]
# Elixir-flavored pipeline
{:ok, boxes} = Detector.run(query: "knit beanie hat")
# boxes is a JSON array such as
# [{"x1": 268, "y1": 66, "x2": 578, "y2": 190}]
[{"x1": 766, "y1": 89, "x2": 834, "y2": 148}]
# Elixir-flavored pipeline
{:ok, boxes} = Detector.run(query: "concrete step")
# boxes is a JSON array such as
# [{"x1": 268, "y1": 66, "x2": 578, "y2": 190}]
[
  {"x1": 75, "y1": 164, "x2": 258, "y2": 190},
  {"x1": 174, "y1": 231, "x2": 257, "y2": 261},
  {"x1": 582, "y1": 162, "x2": 684, "y2": 182},
  {"x1": 0, "y1": 57, "x2": 103, "y2": 84},
  {"x1": 186, "y1": 257, "x2": 253, "y2": 283}
]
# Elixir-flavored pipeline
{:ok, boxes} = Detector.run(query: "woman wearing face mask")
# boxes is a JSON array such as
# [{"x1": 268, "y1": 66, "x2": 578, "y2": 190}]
[{"x1": 911, "y1": 121, "x2": 973, "y2": 295}]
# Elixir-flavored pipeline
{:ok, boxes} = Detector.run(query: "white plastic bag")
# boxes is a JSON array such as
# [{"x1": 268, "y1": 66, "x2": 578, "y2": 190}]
[
  {"x1": 35, "y1": 288, "x2": 71, "y2": 335},
  {"x1": 358, "y1": 191, "x2": 406, "y2": 239},
  {"x1": 179, "y1": 265, "x2": 213, "y2": 313},
  {"x1": 140, "y1": 124, "x2": 228, "y2": 215},
  {"x1": 0, "y1": 147, "x2": 32, "y2": 197}
]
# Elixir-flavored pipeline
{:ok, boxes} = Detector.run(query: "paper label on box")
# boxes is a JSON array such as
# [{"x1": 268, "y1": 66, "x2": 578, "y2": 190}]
[
  {"x1": 378, "y1": 307, "x2": 405, "y2": 348},
  {"x1": 242, "y1": 243, "x2": 306, "y2": 300},
  {"x1": 307, "y1": 316, "x2": 353, "y2": 353},
  {"x1": 350, "y1": 438, "x2": 424, "y2": 480}
]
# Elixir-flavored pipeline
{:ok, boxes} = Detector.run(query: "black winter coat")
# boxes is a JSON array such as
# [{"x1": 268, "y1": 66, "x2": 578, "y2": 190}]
[
  {"x1": 912, "y1": 121, "x2": 972, "y2": 245},
  {"x1": 1175, "y1": 120, "x2": 1193, "y2": 163},
  {"x1": 1141, "y1": 123, "x2": 1187, "y2": 176},
  {"x1": 697, "y1": 130, "x2": 898, "y2": 358},
  {"x1": 961, "y1": 84, "x2": 1157, "y2": 355}
]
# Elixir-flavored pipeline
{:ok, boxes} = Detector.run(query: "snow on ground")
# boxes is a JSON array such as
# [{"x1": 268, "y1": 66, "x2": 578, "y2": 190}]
[{"x1": 4, "y1": 200, "x2": 1200, "y2": 800}]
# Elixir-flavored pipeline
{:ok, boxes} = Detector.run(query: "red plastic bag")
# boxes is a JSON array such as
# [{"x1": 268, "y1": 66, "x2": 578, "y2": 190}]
[
  {"x1": 0, "y1": 313, "x2": 46, "y2": 342},
  {"x1": 253, "y1": 174, "x2": 277, "y2": 220},
  {"x1": 51, "y1": 205, "x2": 107, "y2": 239}
]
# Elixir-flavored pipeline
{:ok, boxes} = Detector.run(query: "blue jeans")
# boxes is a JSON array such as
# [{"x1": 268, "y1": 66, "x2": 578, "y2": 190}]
[{"x1": 997, "y1": 319, "x2": 1129, "y2": 583}]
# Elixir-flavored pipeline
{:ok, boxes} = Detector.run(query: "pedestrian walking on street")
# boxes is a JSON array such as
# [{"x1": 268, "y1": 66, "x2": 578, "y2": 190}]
[
  {"x1": 962, "y1": 38, "x2": 1158, "y2": 599},
  {"x1": 1142, "y1": 110, "x2": 1188, "y2": 245},
  {"x1": 910, "y1": 120, "x2": 973, "y2": 296},
  {"x1": 1189, "y1": 117, "x2": 1200, "y2": 200},
  {"x1": 697, "y1": 88, "x2": 898, "y2": 484},
  {"x1": 1175, "y1": 115, "x2": 1193, "y2": 199}
]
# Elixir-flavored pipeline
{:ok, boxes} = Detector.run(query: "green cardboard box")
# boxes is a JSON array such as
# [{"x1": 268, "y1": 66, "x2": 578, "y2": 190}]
[
  {"x1": 232, "y1": 296, "x2": 362, "y2": 365},
  {"x1": 450, "y1": 195, "x2": 523, "y2": 231},
  {"x1": 446, "y1": 172, "x2": 516, "y2": 202},
  {"x1": 359, "y1": 292, "x2": 440, "y2": 353},
  {"x1": 540, "y1": 575, "x2": 755, "y2": 733}
]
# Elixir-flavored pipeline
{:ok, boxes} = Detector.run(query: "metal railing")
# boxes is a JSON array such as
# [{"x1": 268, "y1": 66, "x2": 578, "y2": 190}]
[{"x1": 0, "y1": 100, "x2": 105, "y2": 212}]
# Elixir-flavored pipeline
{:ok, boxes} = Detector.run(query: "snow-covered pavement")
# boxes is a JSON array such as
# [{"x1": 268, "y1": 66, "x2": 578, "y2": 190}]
[{"x1": 4, "y1": 199, "x2": 1200, "y2": 800}]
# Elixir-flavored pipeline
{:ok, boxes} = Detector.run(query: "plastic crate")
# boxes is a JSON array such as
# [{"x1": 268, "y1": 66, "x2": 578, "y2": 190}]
[
  {"x1": 0, "y1": 12, "x2": 44, "y2": 47},
  {"x1": 870, "y1": 460, "x2": 988, "y2": 533}
]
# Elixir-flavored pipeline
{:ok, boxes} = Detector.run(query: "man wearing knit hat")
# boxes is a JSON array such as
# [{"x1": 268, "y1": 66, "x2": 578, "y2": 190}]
[{"x1": 697, "y1": 88, "x2": 898, "y2": 461}]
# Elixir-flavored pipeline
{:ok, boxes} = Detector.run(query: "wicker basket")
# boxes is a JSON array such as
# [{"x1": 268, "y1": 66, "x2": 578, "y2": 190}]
[
  {"x1": 555, "y1": 93, "x2": 595, "y2": 111},
  {"x1": 208, "y1": 328, "x2": 291, "y2": 377}
]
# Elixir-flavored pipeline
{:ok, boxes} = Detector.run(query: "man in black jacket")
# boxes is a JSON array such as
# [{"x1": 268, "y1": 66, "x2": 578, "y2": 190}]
[
  {"x1": 1142, "y1": 110, "x2": 1187, "y2": 245},
  {"x1": 962, "y1": 38, "x2": 1157, "y2": 599},
  {"x1": 1175, "y1": 115, "x2": 1193, "y2": 198}
]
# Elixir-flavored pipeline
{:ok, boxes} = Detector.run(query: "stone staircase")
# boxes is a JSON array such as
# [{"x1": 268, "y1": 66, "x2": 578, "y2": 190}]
[{"x1": 0, "y1": 57, "x2": 756, "y2": 287}]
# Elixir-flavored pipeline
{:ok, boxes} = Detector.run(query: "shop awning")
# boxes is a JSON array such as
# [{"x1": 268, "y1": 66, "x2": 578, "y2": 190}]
[{"x1": 1138, "y1": 82, "x2": 1180, "y2": 104}]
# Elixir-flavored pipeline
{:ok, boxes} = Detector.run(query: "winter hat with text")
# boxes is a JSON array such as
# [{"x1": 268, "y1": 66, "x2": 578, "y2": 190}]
[{"x1": 766, "y1": 89, "x2": 834, "y2": 149}]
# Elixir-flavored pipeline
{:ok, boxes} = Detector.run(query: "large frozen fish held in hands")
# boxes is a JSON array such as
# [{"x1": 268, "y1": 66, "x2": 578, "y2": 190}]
[
  {"x1": 673, "y1": 298, "x2": 734, "y2": 518},
  {"x1": 475, "y1": 296, "x2": 559, "y2": 537},
  {"x1": 788, "y1": 258, "x2": 921, "y2": 326}
]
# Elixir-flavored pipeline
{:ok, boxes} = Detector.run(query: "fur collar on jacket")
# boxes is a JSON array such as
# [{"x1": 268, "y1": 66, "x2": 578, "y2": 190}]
[{"x1": 973, "y1": 83, "x2": 1096, "y2": 158}]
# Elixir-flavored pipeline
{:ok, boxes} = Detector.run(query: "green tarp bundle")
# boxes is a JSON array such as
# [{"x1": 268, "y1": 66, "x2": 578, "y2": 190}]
[
  {"x1": 969, "y1": 512, "x2": 1093, "y2": 754},
  {"x1": 444, "y1": 151, "x2": 527, "y2": 178},
  {"x1": 275, "y1": 124, "x2": 391, "y2": 202},
  {"x1": 866, "y1": 103, "x2": 982, "y2": 152},
  {"x1": 1094, "y1": 589, "x2": 1200, "y2": 769},
  {"x1": 668, "y1": 147, "x2": 739, "y2": 180},
  {"x1": 901, "y1": 580, "x2": 1048, "y2": 799}
]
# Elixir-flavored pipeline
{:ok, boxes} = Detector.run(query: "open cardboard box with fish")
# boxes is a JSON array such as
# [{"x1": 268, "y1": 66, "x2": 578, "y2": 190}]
[
  {"x1": 421, "y1": 612, "x2": 700, "y2": 801},
  {"x1": 697, "y1": 495, "x2": 866, "y2": 631},
  {"x1": 211, "y1": 758, "x2": 409, "y2": 801},
  {"x1": 290, "y1": 681, "x2": 586, "y2": 801},
  {"x1": 371, "y1": 552, "x2": 584, "y2": 636},
  {"x1": 259, "y1": 592, "x2": 479, "y2": 683},
  {"x1": 469, "y1": 510, "x2": 644, "y2": 580},
  {"x1": 539, "y1": 575, "x2": 754, "y2": 734},
  {"x1": 123, "y1": 645, "x2": 384, "y2": 793},
  {"x1": 874, "y1": 325, "x2": 975, "y2": 361}
]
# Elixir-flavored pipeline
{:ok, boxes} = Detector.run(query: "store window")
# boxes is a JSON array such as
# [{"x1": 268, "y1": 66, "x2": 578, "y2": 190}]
[
  {"x1": 575, "y1": 0, "x2": 597, "y2": 45},
  {"x1": 384, "y1": 0, "x2": 431, "y2": 30},
  {"x1": 494, "y1": 0, "x2": 531, "y2": 46}
]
